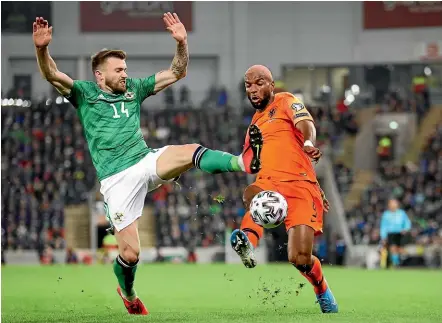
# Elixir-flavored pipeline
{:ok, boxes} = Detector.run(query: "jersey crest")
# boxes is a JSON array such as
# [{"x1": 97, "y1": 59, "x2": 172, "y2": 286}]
[
  {"x1": 268, "y1": 107, "x2": 276, "y2": 119},
  {"x1": 124, "y1": 91, "x2": 135, "y2": 100}
]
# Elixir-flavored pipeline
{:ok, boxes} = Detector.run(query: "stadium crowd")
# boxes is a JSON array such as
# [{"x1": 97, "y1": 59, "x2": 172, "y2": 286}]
[
  {"x1": 347, "y1": 124, "x2": 442, "y2": 248},
  {"x1": 1, "y1": 99, "x2": 96, "y2": 253}
]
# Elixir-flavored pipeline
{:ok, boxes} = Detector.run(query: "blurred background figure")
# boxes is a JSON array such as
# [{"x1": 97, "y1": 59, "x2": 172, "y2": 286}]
[{"x1": 380, "y1": 199, "x2": 411, "y2": 268}]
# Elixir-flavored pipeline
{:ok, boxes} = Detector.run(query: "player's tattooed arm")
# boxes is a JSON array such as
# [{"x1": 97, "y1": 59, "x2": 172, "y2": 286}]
[
  {"x1": 33, "y1": 17, "x2": 73, "y2": 95},
  {"x1": 170, "y1": 41, "x2": 189, "y2": 78},
  {"x1": 153, "y1": 12, "x2": 189, "y2": 94}
]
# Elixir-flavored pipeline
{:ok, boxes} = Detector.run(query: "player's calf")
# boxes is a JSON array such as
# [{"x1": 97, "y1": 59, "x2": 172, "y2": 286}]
[
  {"x1": 288, "y1": 225, "x2": 338, "y2": 313},
  {"x1": 113, "y1": 223, "x2": 141, "y2": 302}
]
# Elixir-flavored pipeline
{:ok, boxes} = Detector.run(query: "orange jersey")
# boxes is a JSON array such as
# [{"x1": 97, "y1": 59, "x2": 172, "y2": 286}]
[{"x1": 242, "y1": 92, "x2": 318, "y2": 183}]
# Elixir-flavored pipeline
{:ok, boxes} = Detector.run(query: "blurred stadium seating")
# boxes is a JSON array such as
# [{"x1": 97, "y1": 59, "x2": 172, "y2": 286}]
[{"x1": 347, "y1": 124, "x2": 442, "y2": 246}]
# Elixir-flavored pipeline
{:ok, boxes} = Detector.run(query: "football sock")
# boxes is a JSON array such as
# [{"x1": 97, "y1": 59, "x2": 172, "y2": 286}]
[
  {"x1": 295, "y1": 256, "x2": 328, "y2": 295},
  {"x1": 113, "y1": 255, "x2": 138, "y2": 301},
  {"x1": 391, "y1": 253, "x2": 400, "y2": 266},
  {"x1": 242, "y1": 229, "x2": 260, "y2": 248},
  {"x1": 193, "y1": 146, "x2": 244, "y2": 173},
  {"x1": 240, "y1": 212, "x2": 264, "y2": 248}
]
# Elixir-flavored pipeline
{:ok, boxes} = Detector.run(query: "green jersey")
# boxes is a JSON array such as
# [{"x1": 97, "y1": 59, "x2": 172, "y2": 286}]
[{"x1": 66, "y1": 76, "x2": 156, "y2": 181}]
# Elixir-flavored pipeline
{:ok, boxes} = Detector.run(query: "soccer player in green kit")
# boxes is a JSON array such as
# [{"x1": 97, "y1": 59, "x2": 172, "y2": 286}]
[{"x1": 33, "y1": 14, "x2": 262, "y2": 315}]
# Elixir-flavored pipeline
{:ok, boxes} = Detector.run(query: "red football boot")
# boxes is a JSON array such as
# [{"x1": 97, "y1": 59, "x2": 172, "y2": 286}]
[
  {"x1": 241, "y1": 124, "x2": 263, "y2": 174},
  {"x1": 117, "y1": 287, "x2": 149, "y2": 315}
]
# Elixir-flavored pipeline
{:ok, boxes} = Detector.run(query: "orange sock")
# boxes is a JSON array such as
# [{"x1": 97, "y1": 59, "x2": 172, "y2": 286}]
[
  {"x1": 245, "y1": 232, "x2": 259, "y2": 248},
  {"x1": 240, "y1": 211, "x2": 263, "y2": 248},
  {"x1": 297, "y1": 256, "x2": 328, "y2": 295}
]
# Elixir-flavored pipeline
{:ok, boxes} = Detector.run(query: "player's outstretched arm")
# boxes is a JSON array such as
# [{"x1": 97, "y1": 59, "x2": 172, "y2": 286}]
[
  {"x1": 33, "y1": 17, "x2": 73, "y2": 96},
  {"x1": 153, "y1": 12, "x2": 188, "y2": 94}
]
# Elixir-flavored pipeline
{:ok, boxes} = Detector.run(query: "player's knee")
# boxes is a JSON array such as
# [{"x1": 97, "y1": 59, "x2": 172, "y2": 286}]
[
  {"x1": 243, "y1": 185, "x2": 262, "y2": 210},
  {"x1": 288, "y1": 250, "x2": 311, "y2": 267},
  {"x1": 178, "y1": 143, "x2": 201, "y2": 163},
  {"x1": 120, "y1": 246, "x2": 140, "y2": 264}
]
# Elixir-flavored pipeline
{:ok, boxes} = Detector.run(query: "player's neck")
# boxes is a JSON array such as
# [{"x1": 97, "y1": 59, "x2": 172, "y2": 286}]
[{"x1": 97, "y1": 83, "x2": 115, "y2": 95}]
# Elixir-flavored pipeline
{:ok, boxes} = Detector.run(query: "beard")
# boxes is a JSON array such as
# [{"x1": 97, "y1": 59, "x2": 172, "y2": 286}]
[
  {"x1": 249, "y1": 95, "x2": 271, "y2": 111},
  {"x1": 107, "y1": 79, "x2": 126, "y2": 94}
]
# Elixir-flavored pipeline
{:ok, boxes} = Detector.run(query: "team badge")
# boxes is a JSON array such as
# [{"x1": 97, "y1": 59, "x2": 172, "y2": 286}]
[
  {"x1": 113, "y1": 212, "x2": 124, "y2": 223},
  {"x1": 124, "y1": 92, "x2": 135, "y2": 99},
  {"x1": 268, "y1": 107, "x2": 276, "y2": 119},
  {"x1": 291, "y1": 103, "x2": 305, "y2": 111}
]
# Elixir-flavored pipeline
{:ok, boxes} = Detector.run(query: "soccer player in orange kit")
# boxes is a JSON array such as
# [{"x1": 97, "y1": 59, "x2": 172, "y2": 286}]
[{"x1": 231, "y1": 65, "x2": 338, "y2": 313}]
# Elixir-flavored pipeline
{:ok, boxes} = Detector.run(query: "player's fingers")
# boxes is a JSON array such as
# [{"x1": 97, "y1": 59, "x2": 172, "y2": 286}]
[
  {"x1": 43, "y1": 20, "x2": 49, "y2": 27},
  {"x1": 163, "y1": 13, "x2": 174, "y2": 26},
  {"x1": 166, "y1": 27, "x2": 174, "y2": 34},
  {"x1": 173, "y1": 13, "x2": 181, "y2": 23},
  {"x1": 48, "y1": 26, "x2": 53, "y2": 35},
  {"x1": 167, "y1": 12, "x2": 176, "y2": 23},
  {"x1": 163, "y1": 16, "x2": 172, "y2": 28},
  {"x1": 33, "y1": 22, "x2": 37, "y2": 33}
]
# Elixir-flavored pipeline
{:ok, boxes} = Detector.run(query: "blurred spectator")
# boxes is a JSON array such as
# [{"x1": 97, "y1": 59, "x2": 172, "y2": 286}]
[
  {"x1": 380, "y1": 199, "x2": 411, "y2": 267},
  {"x1": 66, "y1": 247, "x2": 79, "y2": 264}
]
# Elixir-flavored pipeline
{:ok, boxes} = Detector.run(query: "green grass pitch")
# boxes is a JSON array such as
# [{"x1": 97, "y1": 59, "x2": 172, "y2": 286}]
[{"x1": 2, "y1": 264, "x2": 442, "y2": 322}]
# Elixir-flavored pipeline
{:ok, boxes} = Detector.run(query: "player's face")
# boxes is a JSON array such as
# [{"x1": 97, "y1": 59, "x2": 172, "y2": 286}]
[
  {"x1": 103, "y1": 57, "x2": 128, "y2": 94},
  {"x1": 388, "y1": 199, "x2": 399, "y2": 211},
  {"x1": 245, "y1": 74, "x2": 274, "y2": 110}
]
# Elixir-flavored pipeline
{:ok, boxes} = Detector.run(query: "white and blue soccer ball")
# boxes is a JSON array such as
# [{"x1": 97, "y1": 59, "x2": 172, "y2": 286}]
[{"x1": 250, "y1": 190, "x2": 288, "y2": 229}]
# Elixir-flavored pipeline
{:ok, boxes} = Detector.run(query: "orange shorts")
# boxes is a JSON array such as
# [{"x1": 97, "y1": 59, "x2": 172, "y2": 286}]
[{"x1": 251, "y1": 177, "x2": 324, "y2": 235}]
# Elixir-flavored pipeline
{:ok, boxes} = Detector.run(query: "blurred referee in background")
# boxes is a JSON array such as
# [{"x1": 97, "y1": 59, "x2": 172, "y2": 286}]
[{"x1": 380, "y1": 199, "x2": 412, "y2": 268}]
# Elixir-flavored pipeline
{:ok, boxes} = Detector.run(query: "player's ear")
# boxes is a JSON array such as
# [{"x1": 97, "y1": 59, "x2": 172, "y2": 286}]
[
  {"x1": 94, "y1": 70, "x2": 103, "y2": 81},
  {"x1": 270, "y1": 81, "x2": 275, "y2": 91}
]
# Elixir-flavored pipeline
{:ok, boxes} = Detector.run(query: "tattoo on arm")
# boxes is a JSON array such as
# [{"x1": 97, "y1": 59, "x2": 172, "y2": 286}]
[{"x1": 170, "y1": 41, "x2": 188, "y2": 78}]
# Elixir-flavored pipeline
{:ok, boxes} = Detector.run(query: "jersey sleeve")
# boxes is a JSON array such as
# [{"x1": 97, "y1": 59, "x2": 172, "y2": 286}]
[
  {"x1": 64, "y1": 80, "x2": 87, "y2": 108},
  {"x1": 130, "y1": 75, "x2": 156, "y2": 102},
  {"x1": 284, "y1": 96, "x2": 314, "y2": 125}
]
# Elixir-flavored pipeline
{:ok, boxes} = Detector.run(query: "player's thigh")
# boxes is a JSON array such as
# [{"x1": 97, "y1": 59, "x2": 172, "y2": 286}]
[
  {"x1": 282, "y1": 181, "x2": 324, "y2": 235},
  {"x1": 100, "y1": 165, "x2": 147, "y2": 257},
  {"x1": 287, "y1": 225, "x2": 315, "y2": 265},
  {"x1": 156, "y1": 144, "x2": 200, "y2": 181},
  {"x1": 240, "y1": 183, "x2": 265, "y2": 233},
  {"x1": 243, "y1": 183, "x2": 265, "y2": 210},
  {"x1": 279, "y1": 182, "x2": 323, "y2": 264}
]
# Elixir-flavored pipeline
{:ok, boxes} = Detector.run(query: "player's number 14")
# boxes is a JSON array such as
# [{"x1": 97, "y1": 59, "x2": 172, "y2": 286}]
[{"x1": 110, "y1": 102, "x2": 129, "y2": 118}]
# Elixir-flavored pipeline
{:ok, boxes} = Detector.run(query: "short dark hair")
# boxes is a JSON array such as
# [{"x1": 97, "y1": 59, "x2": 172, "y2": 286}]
[{"x1": 91, "y1": 49, "x2": 127, "y2": 72}]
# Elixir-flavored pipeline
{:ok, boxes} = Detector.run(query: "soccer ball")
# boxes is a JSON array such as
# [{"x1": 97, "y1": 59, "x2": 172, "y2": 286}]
[{"x1": 250, "y1": 190, "x2": 288, "y2": 229}]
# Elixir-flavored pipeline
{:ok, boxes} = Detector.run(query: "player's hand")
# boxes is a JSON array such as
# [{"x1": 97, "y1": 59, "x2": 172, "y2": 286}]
[
  {"x1": 33, "y1": 17, "x2": 53, "y2": 48},
  {"x1": 318, "y1": 186, "x2": 330, "y2": 213},
  {"x1": 303, "y1": 145, "x2": 322, "y2": 163},
  {"x1": 163, "y1": 12, "x2": 187, "y2": 43}
]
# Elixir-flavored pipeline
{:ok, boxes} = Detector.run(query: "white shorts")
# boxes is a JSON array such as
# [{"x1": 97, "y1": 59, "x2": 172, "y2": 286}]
[{"x1": 100, "y1": 146, "x2": 171, "y2": 232}]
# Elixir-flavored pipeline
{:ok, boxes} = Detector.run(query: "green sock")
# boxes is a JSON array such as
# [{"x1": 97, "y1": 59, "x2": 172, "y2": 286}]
[
  {"x1": 113, "y1": 256, "x2": 138, "y2": 301},
  {"x1": 197, "y1": 149, "x2": 244, "y2": 174}
]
